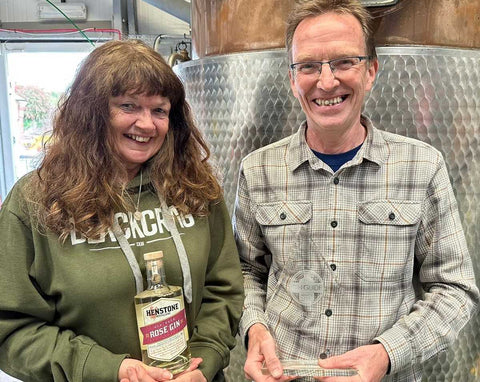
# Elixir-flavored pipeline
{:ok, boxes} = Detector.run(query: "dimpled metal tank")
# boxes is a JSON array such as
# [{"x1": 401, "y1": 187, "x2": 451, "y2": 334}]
[
  {"x1": 174, "y1": 0, "x2": 480, "y2": 380},
  {"x1": 175, "y1": 46, "x2": 480, "y2": 382}
]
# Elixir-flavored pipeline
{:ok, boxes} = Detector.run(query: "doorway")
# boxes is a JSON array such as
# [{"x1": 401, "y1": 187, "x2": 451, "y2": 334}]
[{"x1": 0, "y1": 42, "x2": 93, "y2": 201}]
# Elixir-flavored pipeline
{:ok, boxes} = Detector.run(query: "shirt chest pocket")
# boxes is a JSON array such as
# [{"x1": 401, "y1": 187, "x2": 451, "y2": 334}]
[
  {"x1": 256, "y1": 200, "x2": 312, "y2": 251},
  {"x1": 256, "y1": 200, "x2": 312, "y2": 226},
  {"x1": 357, "y1": 200, "x2": 422, "y2": 282}
]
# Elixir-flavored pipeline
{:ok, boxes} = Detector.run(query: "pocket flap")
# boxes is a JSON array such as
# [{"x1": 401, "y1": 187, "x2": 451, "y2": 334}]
[
  {"x1": 256, "y1": 200, "x2": 312, "y2": 226},
  {"x1": 358, "y1": 200, "x2": 421, "y2": 225}
]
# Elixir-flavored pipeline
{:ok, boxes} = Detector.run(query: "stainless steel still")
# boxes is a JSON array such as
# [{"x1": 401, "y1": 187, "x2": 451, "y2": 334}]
[
  {"x1": 177, "y1": 0, "x2": 480, "y2": 380},
  {"x1": 174, "y1": 46, "x2": 480, "y2": 381}
]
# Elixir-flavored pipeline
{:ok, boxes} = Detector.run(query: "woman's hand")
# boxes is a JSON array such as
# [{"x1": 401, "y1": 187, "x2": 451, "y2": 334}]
[
  {"x1": 119, "y1": 358, "x2": 203, "y2": 382},
  {"x1": 172, "y1": 358, "x2": 205, "y2": 382},
  {"x1": 173, "y1": 369, "x2": 206, "y2": 382},
  {"x1": 118, "y1": 358, "x2": 172, "y2": 382}
]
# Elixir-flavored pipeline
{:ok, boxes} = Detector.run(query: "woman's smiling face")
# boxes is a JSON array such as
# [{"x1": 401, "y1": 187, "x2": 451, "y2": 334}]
[{"x1": 108, "y1": 93, "x2": 171, "y2": 179}]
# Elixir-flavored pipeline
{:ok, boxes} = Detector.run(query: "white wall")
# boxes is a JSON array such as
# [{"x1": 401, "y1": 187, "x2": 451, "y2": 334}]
[
  {"x1": 0, "y1": 0, "x2": 190, "y2": 36},
  {"x1": 136, "y1": 1, "x2": 189, "y2": 36}
]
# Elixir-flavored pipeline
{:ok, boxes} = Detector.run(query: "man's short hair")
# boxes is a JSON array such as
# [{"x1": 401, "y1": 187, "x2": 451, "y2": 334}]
[{"x1": 285, "y1": 0, "x2": 377, "y2": 61}]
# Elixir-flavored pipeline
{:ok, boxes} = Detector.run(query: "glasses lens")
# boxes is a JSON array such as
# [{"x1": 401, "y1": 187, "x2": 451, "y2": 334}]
[
  {"x1": 296, "y1": 62, "x2": 321, "y2": 75},
  {"x1": 293, "y1": 57, "x2": 368, "y2": 78},
  {"x1": 331, "y1": 57, "x2": 361, "y2": 72}
]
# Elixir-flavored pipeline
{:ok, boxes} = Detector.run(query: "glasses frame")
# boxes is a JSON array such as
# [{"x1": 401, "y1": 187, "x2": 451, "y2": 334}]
[{"x1": 289, "y1": 56, "x2": 372, "y2": 77}]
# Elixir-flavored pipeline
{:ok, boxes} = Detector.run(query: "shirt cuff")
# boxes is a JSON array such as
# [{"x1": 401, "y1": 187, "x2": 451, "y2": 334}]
[
  {"x1": 238, "y1": 309, "x2": 268, "y2": 348},
  {"x1": 374, "y1": 327, "x2": 414, "y2": 375}
]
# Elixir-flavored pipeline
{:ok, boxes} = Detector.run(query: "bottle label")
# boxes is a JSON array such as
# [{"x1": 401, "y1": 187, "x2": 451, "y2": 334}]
[
  {"x1": 141, "y1": 310, "x2": 187, "y2": 344},
  {"x1": 140, "y1": 298, "x2": 188, "y2": 361}
]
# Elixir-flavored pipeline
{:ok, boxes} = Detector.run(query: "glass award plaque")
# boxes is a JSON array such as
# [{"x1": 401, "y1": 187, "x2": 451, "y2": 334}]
[
  {"x1": 262, "y1": 360, "x2": 357, "y2": 378},
  {"x1": 261, "y1": 229, "x2": 355, "y2": 379}
]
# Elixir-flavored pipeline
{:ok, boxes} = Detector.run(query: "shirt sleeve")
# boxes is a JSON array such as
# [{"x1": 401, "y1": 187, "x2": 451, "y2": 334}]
[
  {"x1": 0, "y1": 184, "x2": 127, "y2": 382},
  {"x1": 374, "y1": 154, "x2": 480, "y2": 374},
  {"x1": 188, "y1": 199, "x2": 245, "y2": 381},
  {"x1": 232, "y1": 162, "x2": 271, "y2": 344}
]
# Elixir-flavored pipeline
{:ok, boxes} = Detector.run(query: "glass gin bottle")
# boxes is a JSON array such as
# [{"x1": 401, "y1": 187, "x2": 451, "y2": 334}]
[{"x1": 134, "y1": 251, "x2": 191, "y2": 374}]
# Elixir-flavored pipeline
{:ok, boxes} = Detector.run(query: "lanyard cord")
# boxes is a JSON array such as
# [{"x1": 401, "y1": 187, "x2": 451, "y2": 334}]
[
  {"x1": 159, "y1": 197, "x2": 193, "y2": 303},
  {"x1": 112, "y1": 197, "x2": 193, "y2": 303},
  {"x1": 112, "y1": 218, "x2": 144, "y2": 294}
]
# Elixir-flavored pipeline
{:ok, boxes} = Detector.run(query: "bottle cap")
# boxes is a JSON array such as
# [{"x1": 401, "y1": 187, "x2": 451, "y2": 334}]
[{"x1": 143, "y1": 251, "x2": 164, "y2": 261}]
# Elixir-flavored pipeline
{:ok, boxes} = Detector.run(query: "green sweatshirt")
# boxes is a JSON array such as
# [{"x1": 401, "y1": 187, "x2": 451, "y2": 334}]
[{"x1": 0, "y1": 171, "x2": 244, "y2": 382}]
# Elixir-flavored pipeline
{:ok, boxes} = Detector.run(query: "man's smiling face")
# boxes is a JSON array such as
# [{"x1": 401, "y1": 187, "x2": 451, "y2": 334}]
[{"x1": 289, "y1": 12, "x2": 377, "y2": 141}]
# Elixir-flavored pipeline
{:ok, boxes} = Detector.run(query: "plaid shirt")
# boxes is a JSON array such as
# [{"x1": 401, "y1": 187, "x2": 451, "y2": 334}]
[{"x1": 233, "y1": 116, "x2": 479, "y2": 382}]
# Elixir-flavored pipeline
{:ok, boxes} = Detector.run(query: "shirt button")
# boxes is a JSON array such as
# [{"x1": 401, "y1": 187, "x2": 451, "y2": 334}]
[
  {"x1": 333, "y1": 177, "x2": 339, "y2": 185},
  {"x1": 325, "y1": 309, "x2": 333, "y2": 317},
  {"x1": 280, "y1": 212, "x2": 286, "y2": 220},
  {"x1": 330, "y1": 220, "x2": 338, "y2": 228},
  {"x1": 319, "y1": 352, "x2": 328, "y2": 359},
  {"x1": 389, "y1": 212, "x2": 396, "y2": 220},
  {"x1": 330, "y1": 264, "x2": 337, "y2": 271}
]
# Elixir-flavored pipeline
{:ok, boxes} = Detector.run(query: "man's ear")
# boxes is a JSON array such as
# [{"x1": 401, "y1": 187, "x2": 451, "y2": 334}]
[
  {"x1": 365, "y1": 58, "x2": 379, "y2": 92},
  {"x1": 289, "y1": 69, "x2": 299, "y2": 99}
]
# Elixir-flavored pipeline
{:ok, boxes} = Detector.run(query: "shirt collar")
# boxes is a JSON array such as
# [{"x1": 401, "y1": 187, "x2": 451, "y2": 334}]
[
  {"x1": 359, "y1": 115, "x2": 389, "y2": 166},
  {"x1": 288, "y1": 115, "x2": 389, "y2": 172}
]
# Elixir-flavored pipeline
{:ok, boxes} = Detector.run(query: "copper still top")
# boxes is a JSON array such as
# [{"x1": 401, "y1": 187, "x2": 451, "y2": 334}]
[{"x1": 191, "y1": 0, "x2": 480, "y2": 58}]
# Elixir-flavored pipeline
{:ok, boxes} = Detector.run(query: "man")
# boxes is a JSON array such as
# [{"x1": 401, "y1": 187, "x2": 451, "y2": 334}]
[{"x1": 232, "y1": 1, "x2": 479, "y2": 381}]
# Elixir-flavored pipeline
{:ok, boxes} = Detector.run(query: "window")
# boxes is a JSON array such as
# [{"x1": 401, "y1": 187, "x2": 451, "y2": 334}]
[{"x1": 0, "y1": 42, "x2": 92, "y2": 202}]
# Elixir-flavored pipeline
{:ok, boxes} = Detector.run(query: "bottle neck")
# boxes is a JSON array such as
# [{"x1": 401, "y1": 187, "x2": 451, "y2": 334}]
[{"x1": 146, "y1": 258, "x2": 167, "y2": 289}]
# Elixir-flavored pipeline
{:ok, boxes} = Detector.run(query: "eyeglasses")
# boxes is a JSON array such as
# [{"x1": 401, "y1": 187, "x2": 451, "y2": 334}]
[{"x1": 290, "y1": 56, "x2": 372, "y2": 78}]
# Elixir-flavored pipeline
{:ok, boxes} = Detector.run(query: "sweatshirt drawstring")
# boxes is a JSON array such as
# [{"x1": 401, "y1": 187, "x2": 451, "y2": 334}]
[
  {"x1": 159, "y1": 197, "x2": 193, "y2": 304},
  {"x1": 112, "y1": 218, "x2": 144, "y2": 294},
  {"x1": 113, "y1": 193, "x2": 193, "y2": 303}
]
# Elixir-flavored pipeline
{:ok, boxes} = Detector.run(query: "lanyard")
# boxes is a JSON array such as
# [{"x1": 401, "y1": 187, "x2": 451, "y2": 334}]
[
  {"x1": 112, "y1": 198, "x2": 193, "y2": 303},
  {"x1": 112, "y1": 218, "x2": 144, "y2": 294},
  {"x1": 159, "y1": 197, "x2": 193, "y2": 303}
]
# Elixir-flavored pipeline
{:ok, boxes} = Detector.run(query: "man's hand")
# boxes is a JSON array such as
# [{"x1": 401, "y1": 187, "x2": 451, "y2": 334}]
[
  {"x1": 244, "y1": 323, "x2": 293, "y2": 381},
  {"x1": 119, "y1": 357, "x2": 202, "y2": 382},
  {"x1": 315, "y1": 343, "x2": 390, "y2": 382}
]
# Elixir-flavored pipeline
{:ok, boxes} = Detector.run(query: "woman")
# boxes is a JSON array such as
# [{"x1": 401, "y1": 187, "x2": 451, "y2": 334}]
[{"x1": 0, "y1": 40, "x2": 244, "y2": 382}]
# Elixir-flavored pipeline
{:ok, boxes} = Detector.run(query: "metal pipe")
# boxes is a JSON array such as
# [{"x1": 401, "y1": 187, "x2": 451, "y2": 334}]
[
  {"x1": 153, "y1": 33, "x2": 191, "y2": 53},
  {"x1": 168, "y1": 49, "x2": 190, "y2": 67}
]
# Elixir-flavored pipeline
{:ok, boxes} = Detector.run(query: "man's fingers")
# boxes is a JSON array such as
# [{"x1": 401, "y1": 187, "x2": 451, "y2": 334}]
[
  {"x1": 264, "y1": 356, "x2": 283, "y2": 379},
  {"x1": 259, "y1": 337, "x2": 282, "y2": 378},
  {"x1": 318, "y1": 354, "x2": 355, "y2": 370}
]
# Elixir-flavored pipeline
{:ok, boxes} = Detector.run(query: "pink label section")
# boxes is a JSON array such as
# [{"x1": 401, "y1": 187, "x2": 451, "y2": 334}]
[{"x1": 141, "y1": 310, "x2": 187, "y2": 345}]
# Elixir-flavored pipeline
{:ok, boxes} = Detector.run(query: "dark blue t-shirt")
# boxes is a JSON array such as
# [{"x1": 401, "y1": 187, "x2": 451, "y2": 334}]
[{"x1": 312, "y1": 144, "x2": 362, "y2": 172}]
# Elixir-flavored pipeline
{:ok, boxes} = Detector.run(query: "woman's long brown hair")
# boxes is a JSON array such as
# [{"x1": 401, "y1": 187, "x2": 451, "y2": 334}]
[{"x1": 27, "y1": 39, "x2": 221, "y2": 241}]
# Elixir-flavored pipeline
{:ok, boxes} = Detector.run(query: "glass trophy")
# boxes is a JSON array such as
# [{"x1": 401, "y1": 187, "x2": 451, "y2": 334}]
[
  {"x1": 261, "y1": 227, "x2": 354, "y2": 378},
  {"x1": 262, "y1": 359, "x2": 357, "y2": 378}
]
